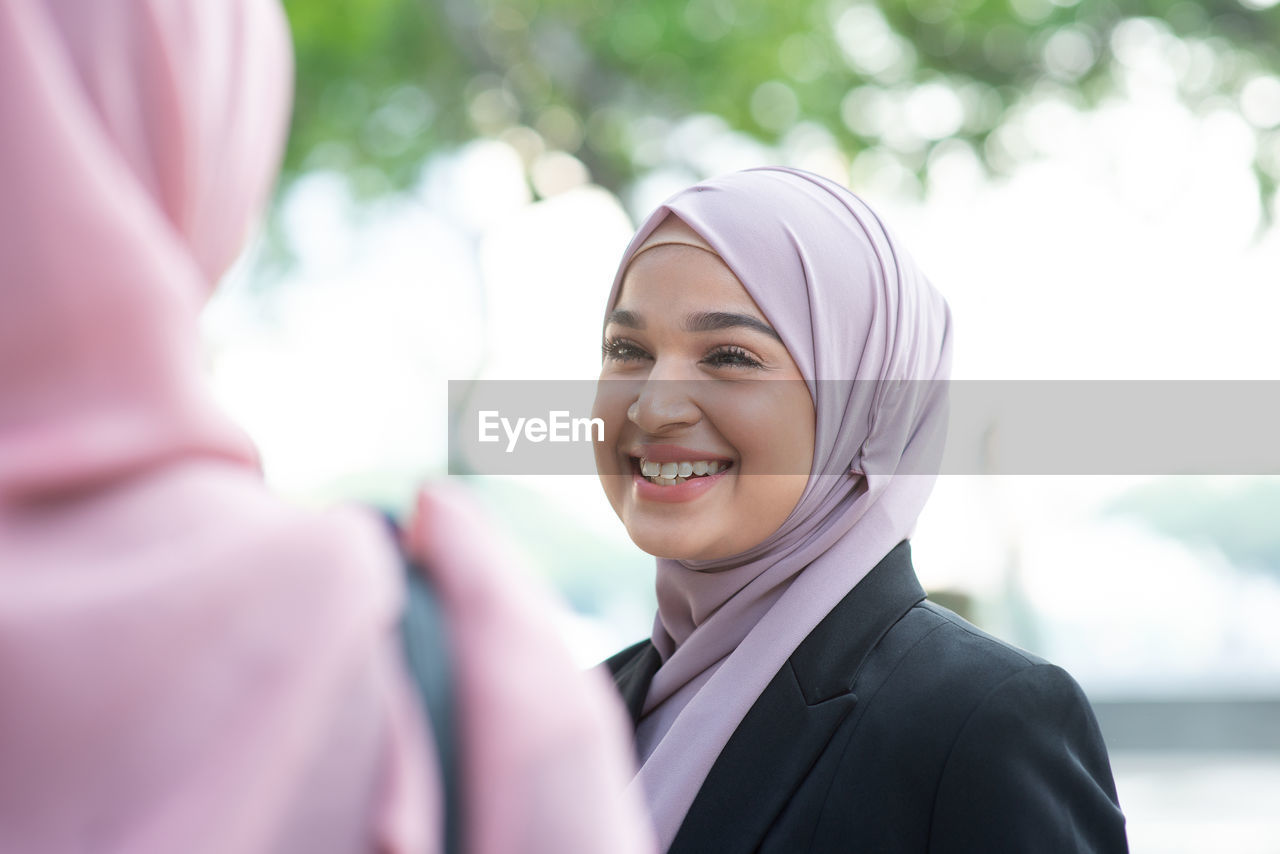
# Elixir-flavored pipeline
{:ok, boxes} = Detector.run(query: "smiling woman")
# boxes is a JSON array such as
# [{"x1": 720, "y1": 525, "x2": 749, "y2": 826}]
[{"x1": 592, "y1": 168, "x2": 1129, "y2": 853}]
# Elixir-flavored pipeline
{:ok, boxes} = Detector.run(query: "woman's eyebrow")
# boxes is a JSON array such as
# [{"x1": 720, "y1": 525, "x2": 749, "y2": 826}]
[
  {"x1": 685, "y1": 311, "x2": 782, "y2": 342},
  {"x1": 605, "y1": 308, "x2": 782, "y2": 342},
  {"x1": 606, "y1": 308, "x2": 643, "y2": 329}
]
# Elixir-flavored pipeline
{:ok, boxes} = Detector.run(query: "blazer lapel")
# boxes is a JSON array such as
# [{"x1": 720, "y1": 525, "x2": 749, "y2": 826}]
[
  {"x1": 668, "y1": 658, "x2": 857, "y2": 854},
  {"x1": 669, "y1": 541, "x2": 926, "y2": 854}
]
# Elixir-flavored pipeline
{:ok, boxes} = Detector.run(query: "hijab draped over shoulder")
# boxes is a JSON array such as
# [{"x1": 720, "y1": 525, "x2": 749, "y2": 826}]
[
  {"x1": 602, "y1": 168, "x2": 953, "y2": 849},
  {"x1": 0, "y1": 2, "x2": 651, "y2": 853}
]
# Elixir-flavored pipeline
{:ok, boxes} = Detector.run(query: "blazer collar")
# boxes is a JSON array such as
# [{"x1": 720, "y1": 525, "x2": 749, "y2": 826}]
[
  {"x1": 610, "y1": 640, "x2": 663, "y2": 728},
  {"x1": 668, "y1": 540, "x2": 926, "y2": 853},
  {"x1": 788, "y1": 540, "x2": 925, "y2": 702}
]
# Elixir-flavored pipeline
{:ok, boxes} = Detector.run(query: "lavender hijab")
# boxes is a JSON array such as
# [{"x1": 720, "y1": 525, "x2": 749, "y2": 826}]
[{"x1": 601, "y1": 168, "x2": 953, "y2": 849}]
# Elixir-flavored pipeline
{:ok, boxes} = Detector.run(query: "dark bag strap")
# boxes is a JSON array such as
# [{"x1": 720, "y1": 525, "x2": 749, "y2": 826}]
[{"x1": 384, "y1": 514, "x2": 462, "y2": 854}]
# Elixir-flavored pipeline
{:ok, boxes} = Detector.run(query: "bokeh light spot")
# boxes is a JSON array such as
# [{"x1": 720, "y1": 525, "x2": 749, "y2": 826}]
[
  {"x1": 1241, "y1": 75, "x2": 1280, "y2": 129},
  {"x1": 750, "y1": 80, "x2": 801, "y2": 132},
  {"x1": 905, "y1": 82, "x2": 965, "y2": 140}
]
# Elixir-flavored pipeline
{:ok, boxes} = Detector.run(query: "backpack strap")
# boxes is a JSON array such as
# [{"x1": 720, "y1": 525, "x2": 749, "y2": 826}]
[{"x1": 384, "y1": 513, "x2": 462, "y2": 854}]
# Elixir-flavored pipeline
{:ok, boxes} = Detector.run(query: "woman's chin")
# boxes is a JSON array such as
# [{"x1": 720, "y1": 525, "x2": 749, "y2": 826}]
[
  {"x1": 629, "y1": 536, "x2": 685, "y2": 560},
  {"x1": 626, "y1": 527, "x2": 696, "y2": 561},
  {"x1": 637, "y1": 544, "x2": 693, "y2": 560},
  {"x1": 626, "y1": 529, "x2": 728, "y2": 562}
]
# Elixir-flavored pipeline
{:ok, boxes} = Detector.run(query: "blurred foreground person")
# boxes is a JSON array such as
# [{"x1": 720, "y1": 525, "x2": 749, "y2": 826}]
[{"x1": 0, "y1": 1, "x2": 652, "y2": 852}]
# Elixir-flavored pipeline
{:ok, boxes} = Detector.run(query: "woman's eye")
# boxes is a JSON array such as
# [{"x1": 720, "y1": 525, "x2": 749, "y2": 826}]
[
  {"x1": 602, "y1": 338, "x2": 651, "y2": 362},
  {"x1": 703, "y1": 346, "x2": 764, "y2": 369}
]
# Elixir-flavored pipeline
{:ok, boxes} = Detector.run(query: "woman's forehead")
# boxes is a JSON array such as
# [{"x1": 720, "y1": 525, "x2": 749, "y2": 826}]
[{"x1": 616, "y1": 244, "x2": 764, "y2": 319}]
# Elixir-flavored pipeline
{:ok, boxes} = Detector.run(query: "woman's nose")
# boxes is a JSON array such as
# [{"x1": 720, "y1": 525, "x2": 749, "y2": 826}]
[{"x1": 627, "y1": 376, "x2": 702, "y2": 434}]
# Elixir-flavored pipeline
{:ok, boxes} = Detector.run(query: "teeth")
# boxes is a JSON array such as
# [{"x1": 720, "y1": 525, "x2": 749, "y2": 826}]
[{"x1": 637, "y1": 457, "x2": 728, "y2": 485}]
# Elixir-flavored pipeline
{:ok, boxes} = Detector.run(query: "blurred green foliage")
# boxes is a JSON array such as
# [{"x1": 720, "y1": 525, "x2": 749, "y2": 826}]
[{"x1": 281, "y1": 0, "x2": 1280, "y2": 202}]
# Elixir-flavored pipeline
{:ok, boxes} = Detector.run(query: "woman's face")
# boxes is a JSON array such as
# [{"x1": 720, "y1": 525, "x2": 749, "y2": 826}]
[{"x1": 593, "y1": 243, "x2": 816, "y2": 561}]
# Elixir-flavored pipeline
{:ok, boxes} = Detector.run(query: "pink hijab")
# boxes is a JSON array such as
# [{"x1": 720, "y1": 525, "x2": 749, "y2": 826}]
[
  {"x1": 0, "y1": 1, "x2": 652, "y2": 852},
  {"x1": 602, "y1": 168, "x2": 953, "y2": 849}
]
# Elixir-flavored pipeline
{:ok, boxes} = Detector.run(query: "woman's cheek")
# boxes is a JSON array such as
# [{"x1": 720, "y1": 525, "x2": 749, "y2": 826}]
[{"x1": 591, "y1": 386, "x2": 625, "y2": 474}]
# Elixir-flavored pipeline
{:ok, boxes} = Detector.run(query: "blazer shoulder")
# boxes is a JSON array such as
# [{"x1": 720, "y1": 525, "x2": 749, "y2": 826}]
[
  {"x1": 786, "y1": 545, "x2": 1042, "y2": 707},
  {"x1": 928, "y1": 657, "x2": 1128, "y2": 852},
  {"x1": 841, "y1": 599, "x2": 1068, "y2": 754},
  {"x1": 810, "y1": 599, "x2": 1126, "y2": 853},
  {"x1": 888, "y1": 598, "x2": 1050, "y2": 689}
]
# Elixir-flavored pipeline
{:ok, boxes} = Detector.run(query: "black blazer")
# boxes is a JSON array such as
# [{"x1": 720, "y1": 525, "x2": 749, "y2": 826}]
[{"x1": 607, "y1": 542, "x2": 1128, "y2": 853}]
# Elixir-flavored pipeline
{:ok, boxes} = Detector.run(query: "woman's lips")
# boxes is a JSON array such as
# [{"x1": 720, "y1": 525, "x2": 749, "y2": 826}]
[{"x1": 629, "y1": 456, "x2": 732, "y2": 503}]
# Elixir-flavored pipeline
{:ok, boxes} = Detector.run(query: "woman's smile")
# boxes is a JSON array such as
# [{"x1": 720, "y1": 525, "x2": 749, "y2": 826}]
[{"x1": 627, "y1": 443, "x2": 735, "y2": 502}]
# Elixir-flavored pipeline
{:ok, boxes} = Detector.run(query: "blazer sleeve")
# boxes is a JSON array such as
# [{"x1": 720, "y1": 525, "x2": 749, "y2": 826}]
[{"x1": 928, "y1": 663, "x2": 1129, "y2": 853}]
